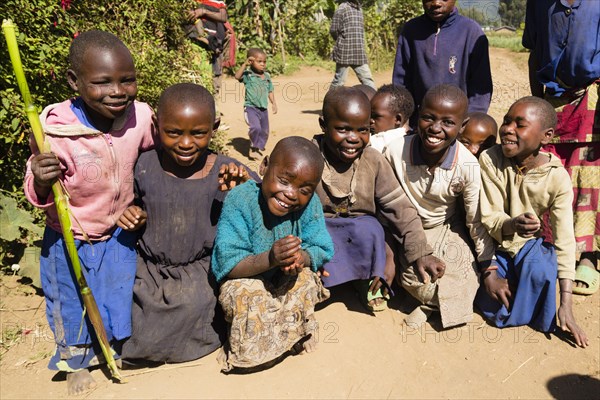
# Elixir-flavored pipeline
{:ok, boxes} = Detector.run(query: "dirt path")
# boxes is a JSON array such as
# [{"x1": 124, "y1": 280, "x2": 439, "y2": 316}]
[{"x1": 1, "y1": 48, "x2": 598, "y2": 399}]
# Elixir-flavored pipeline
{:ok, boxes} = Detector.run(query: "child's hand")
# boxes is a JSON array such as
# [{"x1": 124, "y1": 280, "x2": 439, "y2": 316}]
[
  {"x1": 512, "y1": 212, "x2": 540, "y2": 238},
  {"x1": 415, "y1": 254, "x2": 445, "y2": 283},
  {"x1": 245, "y1": 56, "x2": 255, "y2": 65},
  {"x1": 272, "y1": 103, "x2": 278, "y2": 114},
  {"x1": 482, "y1": 270, "x2": 512, "y2": 310},
  {"x1": 369, "y1": 261, "x2": 395, "y2": 297},
  {"x1": 558, "y1": 299, "x2": 589, "y2": 348},
  {"x1": 280, "y1": 251, "x2": 306, "y2": 276},
  {"x1": 117, "y1": 205, "x2": 147, "y2": 231},
  {"x1": 269, "y1": 235, "x2": 302, "y2": 268},
  {"x1": 218, "y1": 163, "x2": 250, "y2": 191},
  {"x1": 31, "y1": 153, "x2": 61, "y2": 188}
]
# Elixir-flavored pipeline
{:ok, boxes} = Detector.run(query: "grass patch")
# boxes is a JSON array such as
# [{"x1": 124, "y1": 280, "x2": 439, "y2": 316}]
[{"x1": 487, "y1": 32, "x2": 527, "y2": 53}]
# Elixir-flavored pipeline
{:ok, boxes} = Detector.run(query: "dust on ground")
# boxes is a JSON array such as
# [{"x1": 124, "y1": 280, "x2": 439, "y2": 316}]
[{"x1": 1, "y1": 48, "x2": 598, "y2": 399}]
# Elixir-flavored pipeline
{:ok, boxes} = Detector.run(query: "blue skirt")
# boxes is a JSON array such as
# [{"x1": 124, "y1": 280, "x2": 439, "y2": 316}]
[
  {"x1": 40, "y1": 226, "x2": 137, "y2": 370},
  {"x1": 320, "y1": 215, "x2": 387, "y2": 288},
  {"x1": 475, "y1": 237, "x2": 557, "y2": 332}
]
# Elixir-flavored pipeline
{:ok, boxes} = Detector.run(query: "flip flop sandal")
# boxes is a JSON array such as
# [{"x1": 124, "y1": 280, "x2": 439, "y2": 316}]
[
  {"x1": 573, "y1": 263, "x2": 600, "y2": 296},
  {"x1": 353, "y1": 279, "x2": 391, "y2": 312}
]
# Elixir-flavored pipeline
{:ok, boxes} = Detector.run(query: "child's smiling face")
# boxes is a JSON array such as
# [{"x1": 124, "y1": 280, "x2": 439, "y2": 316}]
[
  {"x1": 499, "y1": 101, "x2": 553, "y2": 164},
  {"x1": 458, "y1": 121, "x2": 497, "y2": 158},
  {"x1": 417, "y1": 94, "x2": 467, "y2": 161},
  {"x1": 370, "y1": 92, "x2": 401, "y2": 134},
  {"x1": 261, "y1": 152, "x2": 320, "y2": 217},
  {"x1": 158, "y1": 101, "x2": 215, "y2": 168},
  {"x1": 67, "y1": 46, "x2": 137, "y2": 128},
  {"x1": 320, "y1": 95, "x2": 371, "y2": 165}
]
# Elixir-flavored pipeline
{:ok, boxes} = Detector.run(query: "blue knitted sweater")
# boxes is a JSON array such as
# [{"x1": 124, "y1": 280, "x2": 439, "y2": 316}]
[{"x1": 212, "y1": 181, "x2": 334, "y2": 282}]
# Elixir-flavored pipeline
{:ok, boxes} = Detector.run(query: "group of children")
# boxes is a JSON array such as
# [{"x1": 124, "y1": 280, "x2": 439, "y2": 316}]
[{"x1": 25, "y1": 25, "x2": 591, "y2": 396}]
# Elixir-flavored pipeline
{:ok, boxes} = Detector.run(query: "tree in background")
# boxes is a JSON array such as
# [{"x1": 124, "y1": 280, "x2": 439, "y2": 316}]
[{"x1": 498, "y1": 0, "x2": 526, "y2": 28}]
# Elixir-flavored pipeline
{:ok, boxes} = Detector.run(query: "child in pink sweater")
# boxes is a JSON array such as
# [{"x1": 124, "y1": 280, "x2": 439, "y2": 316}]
[{"x1": 24, "y1": 30, "x2": 155, "y2": 394}]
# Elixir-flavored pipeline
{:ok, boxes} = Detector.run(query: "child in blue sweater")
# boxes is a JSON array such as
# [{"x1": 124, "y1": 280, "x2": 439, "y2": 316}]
[
  {"x1": 212, "y1": 136, "x2": 334, "y2": 372},
  {"x1": 393, "y1": 0, "x2": 492, "y2": 126}
]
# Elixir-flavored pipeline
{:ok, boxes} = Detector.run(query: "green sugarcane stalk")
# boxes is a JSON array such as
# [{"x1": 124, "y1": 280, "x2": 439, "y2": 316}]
[{"x1": 2, "y1": 19, "x2": 124, "y2": 383}]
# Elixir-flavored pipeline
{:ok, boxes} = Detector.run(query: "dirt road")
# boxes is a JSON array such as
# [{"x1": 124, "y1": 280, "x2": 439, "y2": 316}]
[{"x1": 1, "y1": 48, "x2": 598, "y2": 399}]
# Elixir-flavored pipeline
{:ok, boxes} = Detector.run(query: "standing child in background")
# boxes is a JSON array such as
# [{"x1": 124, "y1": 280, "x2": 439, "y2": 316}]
[
  {"x1": 384, "y1": 84, "x2": 496, "y2": 328},
  {"x1": 234, "y1": 48, "x2": 277, "y2": 161},
  {"x1": 476, "y1": 96, "x2": 588, "y2": 347},
  {"x1": 329, "y1": 0, "x2": 376, "y2": 90},
  {"x1": 457, "y1": 111, "x2": 497, "y2": 159},
  {"x1": 314, "y1": 87, "x2": 439, "y2": 312},
  {"x1": 393, "y1": 0, "x2": 492, "y2": 126},
  {"x1": 212, "y1": 137, "x2": 334, "y2": 372},
  {"x1": 120, "y1": 83, "x2": 256, "y2": 364},
  {"x1": 24, "y1": 30, "x2": 155, "y2": 395},
  {"x1": 370, "y1": 84, "x2": 415, "y2": 153}
]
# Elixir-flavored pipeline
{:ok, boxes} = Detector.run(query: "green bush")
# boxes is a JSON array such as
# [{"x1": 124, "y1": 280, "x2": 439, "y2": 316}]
[{"x1": 0, "y1": 0, "x2": 216, "y2": 267}]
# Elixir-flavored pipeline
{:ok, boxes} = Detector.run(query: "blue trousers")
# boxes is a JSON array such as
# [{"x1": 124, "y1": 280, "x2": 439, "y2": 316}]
[
  {"x1": 244, "y1": 106, "x2": 269, "y2": 150},
  {"x1": 40, "y1": 226, "x2": 137, "y2": 370},
  {"x1": 475, "y1": 237, "x2": 557, "y2": 332}
]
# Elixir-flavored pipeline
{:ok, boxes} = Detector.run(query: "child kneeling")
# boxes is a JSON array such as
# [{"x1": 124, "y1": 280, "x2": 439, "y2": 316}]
[
  {"x1": 476, "y1": 96, "x2": 588, "y2": 347},
  {"x1": 212, "y1": 136, "x2": 334, "y2": 372}
]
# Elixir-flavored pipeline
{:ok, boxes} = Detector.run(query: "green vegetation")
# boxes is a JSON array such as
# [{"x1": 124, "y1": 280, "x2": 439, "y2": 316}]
[{"x1": 487, "y1": 32, "x2": 527, "y2": 53}]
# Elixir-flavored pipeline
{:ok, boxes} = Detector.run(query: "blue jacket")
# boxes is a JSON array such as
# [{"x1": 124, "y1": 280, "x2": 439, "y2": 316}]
[{"x1": 392, "y1": 7, "x2": 492, "y2": 115}]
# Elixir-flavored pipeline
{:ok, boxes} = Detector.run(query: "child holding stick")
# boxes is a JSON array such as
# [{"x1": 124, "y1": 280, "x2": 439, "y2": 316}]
[{"x1": 24, "y1": 30, "x2": 155, "y2": 394}]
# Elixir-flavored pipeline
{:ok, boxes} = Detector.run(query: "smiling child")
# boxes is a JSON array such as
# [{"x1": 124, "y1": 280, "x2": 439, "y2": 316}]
[
  {"x1": 476, "y1": 96, "x2": 588, "y2": 347},
  {"x1": 212, "y1": 136, "x2": 334, "y2": 372},
  {"x1": 384, "y1": 84, "x2": 496, "y2": 328},
  {"x1": 314, "y1": 87, "x2": 437, "y2": 312}
]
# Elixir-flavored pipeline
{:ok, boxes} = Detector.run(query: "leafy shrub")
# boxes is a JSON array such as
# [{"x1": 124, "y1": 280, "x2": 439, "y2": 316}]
[{"x1": 0, "y1": 0, "x2": 215, "y2": 267}]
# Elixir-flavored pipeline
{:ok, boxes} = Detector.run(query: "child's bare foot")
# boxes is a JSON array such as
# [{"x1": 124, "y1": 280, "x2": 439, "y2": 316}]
[
  {"x1": 66, "y1": 369, "x2": 97, "y2": 395},
  {"x1": 404, "y1": 305, "x2": 434, "y2": 328},
  {"x1": 302, "y1": 335, "x2": 317, "y2": 353}
]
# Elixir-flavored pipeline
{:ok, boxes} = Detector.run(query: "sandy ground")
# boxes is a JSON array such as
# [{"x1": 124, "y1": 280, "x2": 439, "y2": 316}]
[{"x1": 1, "y1": 48, "x2": 599, "y2": 399}]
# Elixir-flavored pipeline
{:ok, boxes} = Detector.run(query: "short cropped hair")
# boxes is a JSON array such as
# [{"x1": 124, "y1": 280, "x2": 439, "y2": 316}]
[
  {"x1": 512, "y1": 96, "x2": 557, "y2": 130},
  {"x1": 157, "y1": 83, "x2": 216, "y2": 122},
  {"x1": 247, "y1": 48, "x2": 266, "y2": 58},
  {"x1": 467, "y1": 111, "x2": 498, "y2": 135},
  {"x1": 271, "y1": 136, "x2": 324, "y2": 176},
  {"x1": 376, "y1": 84, "x2": 415, "y2": 121},
  {"x1": 69, "y1": 30, "x2": 130, "y2": 74},
  {"x1": 322, "y1": 86, "x2": 370, "y2": 122}
]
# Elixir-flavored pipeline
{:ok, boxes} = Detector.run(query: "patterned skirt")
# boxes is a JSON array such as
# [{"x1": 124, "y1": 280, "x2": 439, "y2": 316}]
[
  {"x1": 543, "y1": 81, "x2": 600, "y2": 254},
  {"x1": 218, "y1": 268, "x2": 330, "y2": 372}
]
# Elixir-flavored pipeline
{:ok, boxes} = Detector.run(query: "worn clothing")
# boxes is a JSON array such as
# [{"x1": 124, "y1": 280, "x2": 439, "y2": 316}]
[
  {"x1": 330, "y1": 63, "x2": 376, "y2": 90},
  {"x1": 370, "y1": 127, "x2": 408, "y2": 153},
  {"x1": 479, "y1": 145, "x2": 577, "y2": 280},
  {"x1": 41, "y1": 226, "x2": 137, "y2": 370},
  {"x1": 393, "y1": 7, "x2": 492, "y2": 115},
  {"x1": 400, "y1": 217, "x2": 479, "y2": 328},
  {"x1": 218, "y1": 268, "x2": 329, "y2": 371},
  {"x1": 475, "y1": 237, "x2": 558, "y2": 332},
  {"x1": 522, "y1": 0, "x2": 600, "y2": 97},
  {"x1": 121, "y1": 151, "x2": 253, "y2": 363},
  {"x1": 384, "y1": 135, "x2": 495, "y2": 264},
  {"x1": 212, "y1": 180, "x2": 334, "y2": 282},
  {"x1": 24, "y1": 99, "x2": 156, "y2": 240},
  {"x1": 212, "y1": 180, "x2": 333, "y2": 370},
  {"x1": 321, "y1": 216, "x2": 387, "y2": 288},
  {"x1": 244, "y1": 106, "x2": 269, "y2": 150},
  {"x1": 241, "y1": 70, "x2": 274, "y2": 109},
  {"x1": 314, "y1": 134, "x2": 432, "y2": 264},
  {"x1": 330, "y1": 1, "x2": 368, "y2": 66}
]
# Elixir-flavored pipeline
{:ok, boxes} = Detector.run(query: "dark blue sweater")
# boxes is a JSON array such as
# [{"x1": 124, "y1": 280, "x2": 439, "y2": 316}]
[{"x1": 392, "y1": 8, "x2": 492, "y2": 117}]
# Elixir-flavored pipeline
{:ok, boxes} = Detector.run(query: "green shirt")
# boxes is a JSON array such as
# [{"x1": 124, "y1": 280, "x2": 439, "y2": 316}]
[{"x1": 242, "y1": 70, "x2": 273, "y2": 109}]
